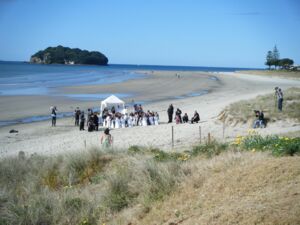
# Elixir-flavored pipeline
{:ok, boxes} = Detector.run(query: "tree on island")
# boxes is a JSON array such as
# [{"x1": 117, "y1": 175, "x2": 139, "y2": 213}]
[{"x1": 30, "y1": 46, "x2": 108, "y2": 66}]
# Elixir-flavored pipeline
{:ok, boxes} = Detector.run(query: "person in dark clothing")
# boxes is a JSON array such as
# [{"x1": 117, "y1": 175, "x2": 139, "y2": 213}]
[
  {"x1": 191, "y1": 111, "x2": 200, "y2": 123},
  {"x1": 277, "y1": 88, "x2": 283, "y2": 111},
  {"x1": 167, "y1": 104, "x2": 174, "y2": 123},
  {"x1": 175, "y1": 108, "x2": 182, "y2": 124},
  {"x1": 87, "y1": 108, "x2": 93, "y2": 125},
  {"x1": 75, "y1": 108, "x2": 80, "y2": 126},
  {"x1": 88, "y1": 116, "x2": 95, "y2": 132},
  {"x1": 182, "y1": 113, "x2": 189, "y2": 123},
  {"x1": 79, "y1": 111, "x2": 85, "y2": 131},
  {"x1": 253, "y1": 110, "x2": 265, "y2": 128},
  {"x1": 93, "y1": 113, "x2": 99, "y2": 131},
  {"x1": 51, "y1": 106, "x2": 57, "y2": 127},
  {"x1": 111, "y1": 106, "x2": 116, "y2": 114}
]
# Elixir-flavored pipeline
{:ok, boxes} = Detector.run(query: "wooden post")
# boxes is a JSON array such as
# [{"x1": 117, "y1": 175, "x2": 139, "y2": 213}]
[
  {"x1": 199, "y1": 126, "x2": 202, "y2": 144},
  {"x1": 84, "y1": 140, "x2": 86, "y2": 149},
  {"x1": 172, "y1": 126, "x2": 174, "y2": 149},
  {"x1": 208, "y1": 133, "x2": 211, "y2": 144}
]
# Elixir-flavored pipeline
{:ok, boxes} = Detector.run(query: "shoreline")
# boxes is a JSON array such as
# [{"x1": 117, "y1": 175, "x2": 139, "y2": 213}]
[
  {"x1": 0, "y1": 70, "x2": 220, "y2": 122},
  {"x1": 1, "y1": 70, "x2": 300, "y2": 158}
]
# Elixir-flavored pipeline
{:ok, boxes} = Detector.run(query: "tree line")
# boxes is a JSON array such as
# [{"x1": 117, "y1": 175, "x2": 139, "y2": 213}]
[
  {"x1": 31, "y1": 46, "x2": 108, "y2": 65},
  {"x1": 265, "y1": 45, "x2": 294, "y2": 70}
]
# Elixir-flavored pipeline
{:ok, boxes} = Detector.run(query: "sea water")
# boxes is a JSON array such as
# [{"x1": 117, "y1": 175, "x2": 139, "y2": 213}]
[{"x1": 0, "y1": 61, "x2": 258, "y2": 126}]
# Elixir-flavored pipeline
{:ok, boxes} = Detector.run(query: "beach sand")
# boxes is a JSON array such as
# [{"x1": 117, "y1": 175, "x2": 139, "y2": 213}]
[{"x1": 1, "y1": 71, "x2": 300, "y2": 158}]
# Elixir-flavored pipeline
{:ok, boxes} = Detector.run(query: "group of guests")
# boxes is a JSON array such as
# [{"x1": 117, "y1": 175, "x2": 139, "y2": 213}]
[
  {"x1": 102, "y1": 104, "x2": 160, "y2": 128},
  {"x1": 74, "y1": 107, "x2": 99, "y2": 132},
  {"x1": 167, "y1": 104, "x2": 200, "y2": 124},
  {"x1": 253, "y1": 87, "x2": 284, "y2": 129}
]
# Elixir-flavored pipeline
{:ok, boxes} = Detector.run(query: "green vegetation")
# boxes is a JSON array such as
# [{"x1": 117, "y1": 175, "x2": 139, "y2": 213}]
[
  {"x1": 234, "y1": 130, "x2": 300, "y2": 156},
  {"x1": 265, "y1": 45, "x2": 295, "y2": 70},
  {"x1": 1, "y1": 132, "x2": 299, "y2": 224},
  {"x1": 30, "y1": 45, "x2": 108, "y2": 65},
  {"x1": 220, "y1": 87, "x2": 300, "y2": 125}
]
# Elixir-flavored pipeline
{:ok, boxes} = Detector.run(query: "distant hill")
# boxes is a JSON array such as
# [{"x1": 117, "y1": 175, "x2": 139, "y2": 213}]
[{"x1": 30, "y1": 45, "x2": 108, "y2": 65}]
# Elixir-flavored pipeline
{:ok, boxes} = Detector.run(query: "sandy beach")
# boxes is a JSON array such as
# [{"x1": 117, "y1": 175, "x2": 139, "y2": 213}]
[{"x1": 1, "y1": 71, "x2": 300, "y2": 158}]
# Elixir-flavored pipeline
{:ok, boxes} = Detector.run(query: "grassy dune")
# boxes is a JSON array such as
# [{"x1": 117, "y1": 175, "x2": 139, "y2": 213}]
[
  {"x1": 1, "y1": 133, "x2": 300, "y2": 225},
  {"x1": 237, "y1": 70, "x2": 300, "y2": 79},
  {"x1": 219, "y1": 87, "x2": 300, "y2": 126}
]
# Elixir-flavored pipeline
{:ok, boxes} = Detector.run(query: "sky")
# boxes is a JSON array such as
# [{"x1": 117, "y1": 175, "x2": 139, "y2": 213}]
[{"x1": 0, "y1": 0, "x2": 299, "y2": 68}]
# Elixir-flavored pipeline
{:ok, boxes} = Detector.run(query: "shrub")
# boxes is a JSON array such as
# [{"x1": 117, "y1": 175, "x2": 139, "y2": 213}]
[{"x1": 192, "y1": 141, "x2": 228, "y2": 157}]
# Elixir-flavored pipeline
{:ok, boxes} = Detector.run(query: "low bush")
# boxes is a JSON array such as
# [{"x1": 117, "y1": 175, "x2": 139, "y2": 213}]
[{"x1": 233, "y1": 130, "x2": 300, "y2": 156}]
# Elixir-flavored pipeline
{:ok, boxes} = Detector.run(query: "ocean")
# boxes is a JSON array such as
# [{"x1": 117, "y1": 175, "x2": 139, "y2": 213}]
[
  {"x1": 0, "y1": 61, "x2": 258, "y2": 126},
  {"x1": 0, "y1": 61, "x2": 257, "y2": 98}
]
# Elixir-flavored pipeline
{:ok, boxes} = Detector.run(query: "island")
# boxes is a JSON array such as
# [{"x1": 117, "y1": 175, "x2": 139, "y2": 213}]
[{"x1": 30, "y1": 45, "x2": 108, "y2": 65}]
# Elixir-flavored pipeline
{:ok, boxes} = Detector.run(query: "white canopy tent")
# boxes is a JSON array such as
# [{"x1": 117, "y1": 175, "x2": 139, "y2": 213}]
[{"x1": 100, "y1": 95, "x2": 125, "y2": 114}]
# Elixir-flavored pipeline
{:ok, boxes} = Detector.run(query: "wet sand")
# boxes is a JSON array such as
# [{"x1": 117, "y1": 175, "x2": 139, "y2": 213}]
[{"x1": 0, "y1": 71, "x2": 220, "y2": 122}]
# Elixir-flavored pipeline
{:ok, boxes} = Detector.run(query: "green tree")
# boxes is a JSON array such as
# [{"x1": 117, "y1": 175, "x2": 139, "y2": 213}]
[
  {"x1": 272, "y1": 45, "x2": 280, "y2": 69},
  {"x1": 265, "y1": 50, "x2": 273, "y2": 70},
  {"x1": 279, "y1": 58, "x2": 294, "y2": 69}
]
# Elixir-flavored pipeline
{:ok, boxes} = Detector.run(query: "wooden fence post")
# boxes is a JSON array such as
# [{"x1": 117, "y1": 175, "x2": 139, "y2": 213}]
[
  {"x1": 208, "y1": 133, "x2": 211, "y2": 144},
  {"x1": 199, "y1": 126, "x2": 202, "y2": 144},
  {"x1": 172, "y1": 126, "x2": 174, "y2": 149}
]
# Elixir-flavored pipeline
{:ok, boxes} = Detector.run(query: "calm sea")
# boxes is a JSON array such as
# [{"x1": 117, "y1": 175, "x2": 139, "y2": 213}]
[
  {"x1": 0, "y1": 61, "x2": 258, "y2": 97},
  {"x1": 0, "y1": 61, "x2": 258, "y2": 126}
]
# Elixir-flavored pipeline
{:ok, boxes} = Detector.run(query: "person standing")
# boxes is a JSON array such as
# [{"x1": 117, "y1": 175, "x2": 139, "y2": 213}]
[
  {"x1": 167, "y1": 104, "x2": 174, "y2": 123},
  {"x1": 101, "y1": 128, "x2": 113, "y2": 149},
  {"x1": 74, "y1": 107, "x2": 80, "y2": 126},
  {"x1": 277, "y1": 88, "x2": 284, "y2": 111},
  {"x1": 51, "y1": 106, "x2": 57, "y2": 127},
  {"x1": 79, "y1": 111, "x2": 85, "y2": 131},
  {"x1": 175, "y1": 108, "x2": 182, "y2": 124}
]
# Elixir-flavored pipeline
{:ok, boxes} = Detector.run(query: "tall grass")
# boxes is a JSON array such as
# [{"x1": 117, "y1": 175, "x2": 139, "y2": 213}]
[{"x1": 0, "y1": 136, "x2": 298, "y2": 224}]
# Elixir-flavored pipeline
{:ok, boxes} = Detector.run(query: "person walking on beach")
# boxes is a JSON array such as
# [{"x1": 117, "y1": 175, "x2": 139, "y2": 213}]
[
  {"x1": 101, "y1": 128, "x2": 113, "y2": 149},
  {"x1": 167, "y1": 104, "x2": 174, "y2": 123},
  {"x1": 50, "y1": 106, "x2": 57, "y2": 127},
  {"x1": 79, "y1": 111, "x2": 85, "y2": 130}
]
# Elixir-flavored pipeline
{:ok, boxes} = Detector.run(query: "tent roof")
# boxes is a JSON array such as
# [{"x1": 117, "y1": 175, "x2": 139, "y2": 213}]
[{"x1": 101, "y1": 95, "x2": 125, "y2": 104}]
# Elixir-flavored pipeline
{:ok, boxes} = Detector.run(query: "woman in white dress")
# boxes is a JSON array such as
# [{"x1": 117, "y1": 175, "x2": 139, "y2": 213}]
[
  {"x1": 154, "y1": 112, "x2": 159, "y2": 125},
  {"x1": 115, "y1": 116, "x2": 120, "y2": 129},
  {"x1": 121, "y1": 116, "x2": 126, "y2": 128},
  {"x1": 142, "y1": 115, "x2": 148, "y2": 126},
  {"x1": 127, "y1": 115, "x2": 133, "y2": 127},
  {"x1": 106, "y1": 115, "x2": 111, "y2": 128},
  {"x1": 149, "y1": 114, "x2": 154, "y2": 125}
]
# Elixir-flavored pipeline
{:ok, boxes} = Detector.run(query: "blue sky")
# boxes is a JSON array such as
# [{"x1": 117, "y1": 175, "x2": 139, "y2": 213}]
[{"x1": 0, "y1": 0, "x2": 299, "y2": 68}]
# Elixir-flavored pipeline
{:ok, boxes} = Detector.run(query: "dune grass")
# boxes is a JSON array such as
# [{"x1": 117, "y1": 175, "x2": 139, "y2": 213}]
[
  {"x1": 0, "y1": 133, "x2": 299, "y2": 225},
  {"x1": 219, "y1": 87, "x2": 300, "y2": 125},
  {"x1": 237, "y1": 70, "x2": 300, "y2": 79}
]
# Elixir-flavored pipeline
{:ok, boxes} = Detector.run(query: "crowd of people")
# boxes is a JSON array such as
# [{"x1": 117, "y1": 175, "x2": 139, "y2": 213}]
[{"x1": 102, "y1": 104, "x2": 160, "y2": 128}]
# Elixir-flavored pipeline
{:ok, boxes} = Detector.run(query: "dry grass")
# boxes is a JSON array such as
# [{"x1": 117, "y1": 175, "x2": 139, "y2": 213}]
[
  {"x1": 218, "y1": 87, "x2": 300, "y2": 126},
  {"x1": 135, "y1": 152, "x2": 300, "y2": 225},
  {"x1": 1, "y1": 141, "x2": 300, "y2": 224},
  {"x1": 237, "y1": 70, "x2": 300, "y2": 79}
]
